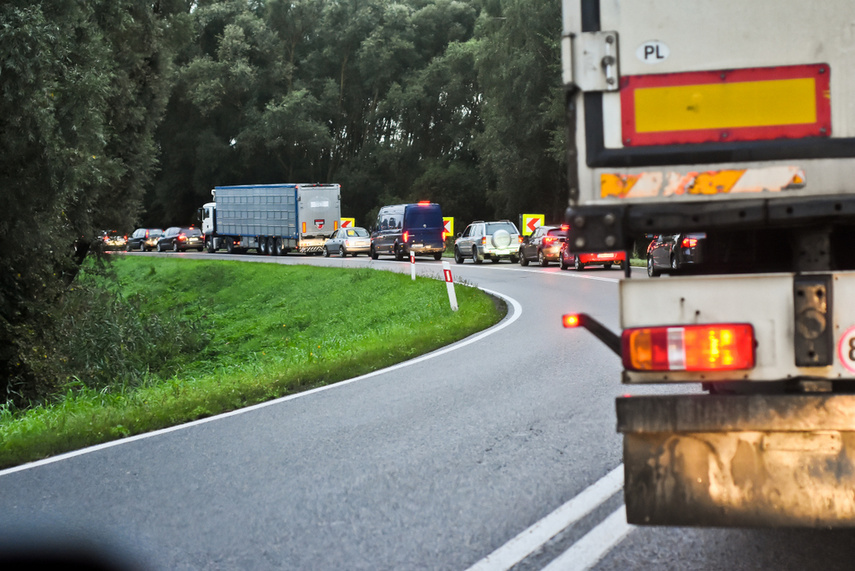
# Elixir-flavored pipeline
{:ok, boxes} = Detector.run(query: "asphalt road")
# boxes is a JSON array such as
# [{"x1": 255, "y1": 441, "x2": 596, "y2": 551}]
[{"x1": 2, "y1": 252, "x2": 854, "y2": 570}]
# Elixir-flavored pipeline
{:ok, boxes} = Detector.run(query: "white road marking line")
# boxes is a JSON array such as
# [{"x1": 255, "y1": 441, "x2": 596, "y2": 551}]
[
  {"x1": 0, "y1": 289, "x2": 522, "y2": 477},
  {"x1": 541, "y1": 505, "x2": 632, "y2": 571},
  {"x1": 466, "y1": 465, "x2": 625, "y2": 571}
]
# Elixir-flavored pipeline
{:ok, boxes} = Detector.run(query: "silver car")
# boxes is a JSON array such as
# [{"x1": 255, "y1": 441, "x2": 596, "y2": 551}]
[
  {"x1": 323, "y1": 226, "x2": 371, "y2": 257},
  {"x1": 454, "y1": 220, "x2": 521, "y2": 264}
]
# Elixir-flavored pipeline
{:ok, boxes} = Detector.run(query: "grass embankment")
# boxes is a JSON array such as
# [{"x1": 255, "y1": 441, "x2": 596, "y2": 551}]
[{"x1": 0, "y1": 257, "x2": 504, "y2": 469}]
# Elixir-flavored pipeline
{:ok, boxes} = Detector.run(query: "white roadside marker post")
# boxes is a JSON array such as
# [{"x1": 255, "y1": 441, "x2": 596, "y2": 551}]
[
  {"x1": 442, "y1": 261, "x2": 458, "y2": 311},
  {"x1": 410, "y1": 251, "x2": 416, "y2": 280}
]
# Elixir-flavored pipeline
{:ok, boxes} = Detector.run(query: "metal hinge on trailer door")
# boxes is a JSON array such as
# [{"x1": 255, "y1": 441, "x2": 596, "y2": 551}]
[{"x1": 562, "y1": 31, "x2": 620, "y2": 92}]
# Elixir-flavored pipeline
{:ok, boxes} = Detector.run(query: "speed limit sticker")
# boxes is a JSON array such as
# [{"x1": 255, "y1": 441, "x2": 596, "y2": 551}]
[{"x1": 837, "y1": 325, "x2": 855, "y2": 373}]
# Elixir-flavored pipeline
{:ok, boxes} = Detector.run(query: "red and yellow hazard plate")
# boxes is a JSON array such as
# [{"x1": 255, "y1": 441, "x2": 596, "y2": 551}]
[{"x1": 620, "y1": 64, "x2": 831, "y2": 146}]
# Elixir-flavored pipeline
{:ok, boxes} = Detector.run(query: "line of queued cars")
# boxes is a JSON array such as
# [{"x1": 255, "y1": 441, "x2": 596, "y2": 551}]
[
  {"x1": 451, "y1": 220, "x2": 626, "y2": 271},
  {"x1": 102, "y1": 226, "x2": 204, "y2": 253}
]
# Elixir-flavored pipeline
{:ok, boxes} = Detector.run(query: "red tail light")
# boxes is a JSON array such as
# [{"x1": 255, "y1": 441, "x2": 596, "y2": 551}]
[
  {"x1": 403, "y1": 231, "x2": 409, "y2": 242},
  {"x1": 178, "y1": 234, "x2": 187, "y2": 241},
  {"x1": 481, "y1": 236, "x2": 487, "y2": 246},
  {"x1": 622, "y1": 323, "x2": 755, "y2": 372},
  {"x1": 417, "y1": 201, "x2": 430, "y2": 205},
  {"x1": 442, "y1": 231, "x2": 447, "y2": 241},
  {"x1": 518, "y1": 236, "x2": 523, "y2": 244},
  {"x1": 682, "y1": 237, "x2": 698, "y2": 248},
  {"x1": 543, "y1": 236, "x2": 556, "y2": 246}
]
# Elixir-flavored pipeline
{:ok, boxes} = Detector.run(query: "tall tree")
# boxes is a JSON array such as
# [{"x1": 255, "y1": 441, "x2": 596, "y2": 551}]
[
  {"x1": 0, "y1": 1, "x2": 174, "y2": 400},
  {"x1": 473, "y1": 0, "x2": 566, "y2": 222}
]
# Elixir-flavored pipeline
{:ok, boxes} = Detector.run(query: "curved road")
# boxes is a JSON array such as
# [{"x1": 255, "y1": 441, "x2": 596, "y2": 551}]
[{"x1": 1, "y1": 253, "x2": 853, "y2": 570}]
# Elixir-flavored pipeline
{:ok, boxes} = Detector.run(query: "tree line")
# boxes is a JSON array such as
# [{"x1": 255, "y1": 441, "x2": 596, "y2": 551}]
[{"x1": 0, "y1": 0, "x2": 565, "y2": 402}]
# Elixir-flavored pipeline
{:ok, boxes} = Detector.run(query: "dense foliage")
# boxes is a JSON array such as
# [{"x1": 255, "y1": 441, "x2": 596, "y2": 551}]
[{"x1": 0, "y1": 0, "x2": 564, "y2": 404}]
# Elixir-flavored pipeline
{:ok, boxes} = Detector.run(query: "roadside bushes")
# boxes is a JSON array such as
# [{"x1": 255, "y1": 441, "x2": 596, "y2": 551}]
[{"x1": 7, "y1": 263, "x2": 208, "y2": 408}]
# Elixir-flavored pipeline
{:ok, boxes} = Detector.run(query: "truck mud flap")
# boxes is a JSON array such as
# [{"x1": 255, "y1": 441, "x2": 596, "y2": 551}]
[{"x1": 617, "y1": 394, "x2": 855, "y2": 527}]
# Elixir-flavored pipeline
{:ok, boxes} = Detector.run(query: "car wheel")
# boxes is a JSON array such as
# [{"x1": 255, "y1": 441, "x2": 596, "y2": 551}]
[
  {"x1": 434, "y1": 252, "x2": 442, "y2": 261},
  {"x1": 472, "y1": 247, "x2": 483, "y2": 264},
  {"x1": 340, "y1": 246, "x2": 348, "y2": 258},
  {"x1": 454, "y1": 247, "x2": 464, "y2": 264},
  {"x1": 323, "y1": 246, "x2": 330, "y2": 257},
  {"x1": 604, "y1": 262, "x2": 612, "y2": 269},
  {"x1": 226, "y1": 238, "x2": 236, "y2": 254},
  {"x1": 370, "y1": 245, "x2": 379, "y2": 260},
  {"x1": 267, "y1": 237, "x2": 277, "y2": 256},
  {"x1": 394, "y1": 245, "x2": 404, "y2": 261},
  {"x1": 574, "y1": 256, "x2": 583, "y2": 271},
  {"x1": 157, "y1": 242, "x2": 163, "y2": 252},
  {"x1": 671, "y1": 255, "x2": 678, "y2": 271},
  {"x1": 172, "y1": 240, "x2": 179, "y2": 252},
  {"x1": 140, "y1": 243, "x2": 146, "y2": 252},
  {"x1": 519, "y1": 251, "x2": 529, "y2": 266},
  {"x1": 647, "y1": 256, "x2": 659, "y2": 278},
  {"x1": 538, "y1": 250, "x2": 549, "y2": 267},
  {"x1": 273, "y1": 237, "x2": 283, "y2": 256},
  {"x1": 619, "y1": 260, "x2": 627, "y2": 272}
]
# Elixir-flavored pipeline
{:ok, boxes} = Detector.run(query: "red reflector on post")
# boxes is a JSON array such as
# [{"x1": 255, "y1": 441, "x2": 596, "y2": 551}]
[{"x1": 622, "y1": 323, "x2": 755, "y2": 372}]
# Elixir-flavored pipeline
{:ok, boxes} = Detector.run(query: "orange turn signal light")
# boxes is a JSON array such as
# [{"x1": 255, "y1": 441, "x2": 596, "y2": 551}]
[{"x1": 622, "y1": 323, "x2": 755, "y2": 372}]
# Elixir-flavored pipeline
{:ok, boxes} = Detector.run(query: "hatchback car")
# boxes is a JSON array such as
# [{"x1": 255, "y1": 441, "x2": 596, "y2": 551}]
[
  {"x1": 126, "y1": 228, "x2": 163, "y2": 252},
  {"x1": 647, "y1": 232, "x2": 708, "y2": 277},
  {"x1": 323, "y1": 226, "x2": 371, "y2": 257},
  {"x1": 518, "y1": 225, "x2": 568, "y2": 267},
  {"x1": 454, "y1": 220, "x2": 521, "y2": 264},
  {"x1": 559, "y1": 242, "x2": 627, "y2": 271},
  {"x1": 156, "y1": 226, "x2": 204, "y2": 252}
]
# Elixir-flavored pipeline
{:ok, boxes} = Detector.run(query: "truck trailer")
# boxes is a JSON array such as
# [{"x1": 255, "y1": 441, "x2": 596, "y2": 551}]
[
  {"x1": 200, "y1": 183, "x2": 341, "y2": 255},
  {"x1": 561, "y1": 0, "x2": 855, "y2": 527}
]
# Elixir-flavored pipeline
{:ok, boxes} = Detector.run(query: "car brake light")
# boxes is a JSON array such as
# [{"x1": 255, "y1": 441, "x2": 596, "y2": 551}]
[
  {"x1": 403, "y1": 231, "x2": 409, "y2": 242},
  {"x1": 560, "y1": 224, "x2": 570, "y2": 231},
  {"x1": 481, "y1": 236, "x2": 487, "y2": 246},
  {"x1": 622, "y1": 323, "x2": 755, "y2": 372},
  {"x1": 518, "y1": 235, "x2": 523, "y2": 244},
  {"x1": 178, "y1": 234, "x2": 187, "y2": 241},
  {"x1": 543, "y1": 236, "x2": 555, "y2": 245},
  {"x1": 442, "y1": 231, "x2": 447, "y2": 241},
  {"x1": 682, "y1": 237, "x2": 698, "y2": 248},
  {"x1": 417, "y1": 201, "x2": 430, "y2": 205}
]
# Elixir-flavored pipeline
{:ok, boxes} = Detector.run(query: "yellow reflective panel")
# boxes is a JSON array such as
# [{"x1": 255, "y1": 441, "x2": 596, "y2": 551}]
[{"x1": 635, "y1": 78, "x2": 817, "y2": 133}]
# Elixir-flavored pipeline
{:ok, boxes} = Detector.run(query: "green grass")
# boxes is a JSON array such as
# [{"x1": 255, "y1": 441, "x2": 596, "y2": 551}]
[{"x1": 0, "y1": 257, "x2": 504, "y2": 469}]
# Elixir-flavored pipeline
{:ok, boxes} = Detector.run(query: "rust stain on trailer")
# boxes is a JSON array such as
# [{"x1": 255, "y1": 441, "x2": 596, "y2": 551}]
[{"x1": 600, "y1": 166, "x2": 806, "y2": 199}]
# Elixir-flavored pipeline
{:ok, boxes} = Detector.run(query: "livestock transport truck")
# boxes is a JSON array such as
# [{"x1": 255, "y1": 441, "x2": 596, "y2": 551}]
[
  {"x1": 200, "y1": 183, "x2": 341, "y2": 255},
  {"x1": 561, "y1": 0, "x2": 855, "y2": 527}
]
